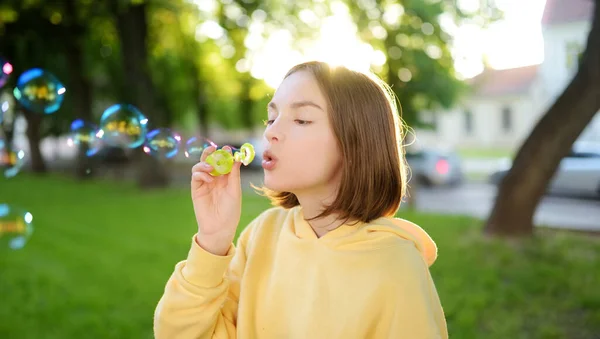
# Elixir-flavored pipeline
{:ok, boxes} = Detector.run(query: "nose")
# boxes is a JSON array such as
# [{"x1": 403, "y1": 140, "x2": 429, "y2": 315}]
[{"x1": 264, "y1": 119, "x2": 282, "y2": 143}]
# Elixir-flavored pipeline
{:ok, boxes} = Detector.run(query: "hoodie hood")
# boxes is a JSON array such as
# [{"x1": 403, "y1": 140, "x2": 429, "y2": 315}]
[
  {"x1": 363, "y1": 217, "x2": 438, "y2": 267},
  {"x1": 289, "y1": 206, "x2": 438, "y2": 267}
]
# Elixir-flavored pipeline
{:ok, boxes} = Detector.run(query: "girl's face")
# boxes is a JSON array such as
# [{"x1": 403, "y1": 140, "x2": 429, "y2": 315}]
[{"x1": 262, "y1": 70, "x2": 343, "y2": 197}]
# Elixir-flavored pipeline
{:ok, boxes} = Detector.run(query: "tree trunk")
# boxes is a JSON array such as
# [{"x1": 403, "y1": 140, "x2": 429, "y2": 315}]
[
  {"x1": 190, "y1": 60, "x2": 210, "y2": 139},
  {"x1": 484, "y1": 1, "x2": 600, "y2": 236},
  {"x1": 239, "y1": 76, "x2": 254, "y2": 131},
  {"x1": 113, "y1": 1, "x2": 169, "y2": 189},
  {"x1": 23, "y1": 109, "x2": 47, "y2": 173},
  {"x1": 1, "y1": 106, "x2": 16, "y2": 155},
  {"x1": 65, "y1": 0, "x2": 95, "y2": 179}
]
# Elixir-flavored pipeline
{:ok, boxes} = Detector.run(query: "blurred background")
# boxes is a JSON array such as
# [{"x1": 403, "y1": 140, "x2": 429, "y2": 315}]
[{"x1": 0, "y1": 0, "x2": 599, "y2": 338}]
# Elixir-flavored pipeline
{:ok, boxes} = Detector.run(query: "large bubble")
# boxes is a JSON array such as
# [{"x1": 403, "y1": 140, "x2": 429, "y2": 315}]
[
  {"x1": 143, "y1": 128, "x2": 182, "y2": 159},
  {"x1": 0, "y1": 204, "x2": 34, "y2": 250},
  {"x1": 0, "y1": 58, "x2": 12, "y2": 89},
  {"x1": 67, "y1": 119, "x2": 104, "y2": 157},
  {"x1": 13, "y1": 68, "x2": 66, "y2": 114},
  {"x1": 0, "y1": 139, "x2": 26, "y2": 178},
  {"x1": 98, "y1": 104, "x2": 148, "y2": 149}
]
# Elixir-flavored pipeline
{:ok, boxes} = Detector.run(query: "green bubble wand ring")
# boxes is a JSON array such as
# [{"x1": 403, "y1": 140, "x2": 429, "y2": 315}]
[{"x1": 206, "y1": 142, "x2": 255, "y2": 176}]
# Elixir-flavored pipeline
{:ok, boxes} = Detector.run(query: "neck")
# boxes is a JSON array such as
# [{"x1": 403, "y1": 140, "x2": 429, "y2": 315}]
[{"x1": 295, "y1": 192, "x2": 347, "y2": 238}]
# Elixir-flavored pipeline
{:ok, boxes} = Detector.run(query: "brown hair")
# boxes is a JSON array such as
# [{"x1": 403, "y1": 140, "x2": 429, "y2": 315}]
[{"x1": 253, "y1": 61, "x2": 408, "y2": 224}]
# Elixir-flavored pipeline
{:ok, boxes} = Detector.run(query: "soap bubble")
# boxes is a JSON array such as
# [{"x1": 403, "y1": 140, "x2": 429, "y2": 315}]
[
  {"x1": 13, "y1": 68, "x2": 66, "y2": 114},
  {"x1": 67, "y1": 119, "x2": 104, "y2": 157},
  {"x1": 184, "y1": 136, "x2": 217, "y2": 159},
  {"x1": 0, "y1": 204, "x2": 34, "y2": 250},
  {"x1": 0, "y1": 139, "x2": 26, "y2": 178},
  {"x1": 0, "y1": 58, "x2": 12, "y2": 89},
  {"x1": 143, "y1": 128, "x2": 182, "y2": 159},
  {"x1": 98, "y1": 104, "x2": 148, "y2": 149}
]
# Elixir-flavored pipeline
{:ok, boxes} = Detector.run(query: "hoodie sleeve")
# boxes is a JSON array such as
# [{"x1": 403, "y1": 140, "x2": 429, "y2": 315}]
[
  {"x1": 384, "y1": 242, "x2": 448, "y2": 339},
  {"x1": 153, "y1": 224, "x2": 253, "y2": 339}
]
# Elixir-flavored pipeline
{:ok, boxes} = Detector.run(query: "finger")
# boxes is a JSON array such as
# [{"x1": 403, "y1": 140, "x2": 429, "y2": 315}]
[
  {"x1": 222, "y1": 145, "x2": 233, "y2": 154},
  {"x1": 192, "y1": 171, "x2": 214, "y2": 183},
  {"x1": 227, "y1": 161, "x2": 242, "y2": 187},
  {"x1": 191, "y1": 162, "x2": 214, "y2": 174},
  {"x1": 200, "y1": 145, "x2": 217, "y2": 162}
]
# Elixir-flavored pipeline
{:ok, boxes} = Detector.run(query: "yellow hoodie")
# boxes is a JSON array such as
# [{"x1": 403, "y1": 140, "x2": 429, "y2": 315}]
[{"x1": 154, "y1": 206, "x2": 448, "y2": 339}]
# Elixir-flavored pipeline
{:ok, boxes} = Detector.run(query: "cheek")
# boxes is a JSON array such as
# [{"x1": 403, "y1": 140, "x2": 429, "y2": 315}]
[{"x1": 292, "y1": 135, "x2": 341, "y2": 176}]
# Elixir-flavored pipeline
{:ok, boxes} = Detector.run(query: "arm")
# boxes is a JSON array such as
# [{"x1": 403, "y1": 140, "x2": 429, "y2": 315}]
[
  {"x1": 386, "y1": 244, "x2": 449, "y2": 339},
  {"x1": 153, "y1": 224, "x2": 253, "y2": 339}
]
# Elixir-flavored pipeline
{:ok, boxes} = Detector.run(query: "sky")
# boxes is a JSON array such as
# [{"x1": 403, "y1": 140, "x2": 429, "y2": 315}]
[{"x1": 453, "y1": 0, "x2": 548, "y2": 77}]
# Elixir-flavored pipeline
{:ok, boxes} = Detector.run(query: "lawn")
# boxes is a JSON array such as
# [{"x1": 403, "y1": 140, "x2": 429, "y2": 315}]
[
  {"x1": 1, "y1": 174, "x2": 599, "y2": 338},
  {"x1": 458, "y1": 147, "x2": 515, "y2": 159}
]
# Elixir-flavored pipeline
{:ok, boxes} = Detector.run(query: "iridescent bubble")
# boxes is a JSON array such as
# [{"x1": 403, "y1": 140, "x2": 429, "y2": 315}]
[
  {"x1": 13, "y1": 68, "x2": 66, "y2": 114},
  {"x1": 0, "y1": 139, "x2": 26, "y2": 178},
  {"x1": 98, "y1": 104, "x2": 148, "y2": 149},
  {"x1": 0, "y1": 58, "x2": 13, "y2": 89},
  {"x1": 143, "y1": 128, "x2": 182, "y2": 159},
  {"x1": 0, "y1": 204, "x2": 34, "y2": 250},
  {"x1": 67, "y1": 119, "x2": 104, "y2": 157},
  {"x1": 184, "y1": 136, "x2": 217, "y2": 159}
]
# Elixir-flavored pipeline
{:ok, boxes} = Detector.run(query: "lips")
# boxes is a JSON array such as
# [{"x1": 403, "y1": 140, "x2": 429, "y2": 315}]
[
  {"x1": 263, "y1": 150, "x2": 278, "y2": 162},
  {"x1": 262, "y1": 150, "x2": 278, "y2": 170}
]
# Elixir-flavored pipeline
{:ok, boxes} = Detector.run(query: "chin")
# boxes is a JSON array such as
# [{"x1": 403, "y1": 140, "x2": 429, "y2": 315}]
[
  {"x1": 263, "y1": 173, "x2": 300, "y2": 193},
  {"x1": 263, "y1": 176, "x2": 286, "y2": 192}
]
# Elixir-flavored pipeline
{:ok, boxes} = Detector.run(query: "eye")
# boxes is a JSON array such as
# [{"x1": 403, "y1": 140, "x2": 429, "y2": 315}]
[
  {"x1": 295, "y1": 120, "x2": 311, "y2": 125},
  {"x1": 263, "y1": 119, "x2": 274, "y2": 126}
]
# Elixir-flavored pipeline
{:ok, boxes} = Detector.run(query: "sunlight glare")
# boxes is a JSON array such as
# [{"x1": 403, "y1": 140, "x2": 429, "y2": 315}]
[{"x1": 250, "y1": 2, "x2": 385, "y2": 88}]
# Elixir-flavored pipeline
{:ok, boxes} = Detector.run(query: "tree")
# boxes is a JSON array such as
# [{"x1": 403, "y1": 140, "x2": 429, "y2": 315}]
[
  {"x1": 111, "y1": 0, "x2": 170, "y2": 188},
  {"x1": 0, "y1": 2, "x2": 72, "y2": 173},
  {"x1": 484, "y1": 0, "x2": 600, "y2": 236},
  {"x1": 345, "y1": 0, "x2": 500, "y2": 128},
  {"x1": 63, "y1": 0, "x2": 96, "y2": 179}
]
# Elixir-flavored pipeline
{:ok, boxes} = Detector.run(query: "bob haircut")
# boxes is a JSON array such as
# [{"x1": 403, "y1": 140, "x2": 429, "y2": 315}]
[{"x1": 253, "y1": 61, "x2": 408, "y2": 224}]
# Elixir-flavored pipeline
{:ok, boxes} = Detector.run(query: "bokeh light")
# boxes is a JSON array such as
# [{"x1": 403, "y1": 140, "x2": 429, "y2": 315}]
[{"x1": 0, "y1": 57, "x2": 12, "y2": 88}]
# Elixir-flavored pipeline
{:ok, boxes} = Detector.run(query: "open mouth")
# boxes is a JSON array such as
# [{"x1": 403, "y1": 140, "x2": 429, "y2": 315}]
[{"x1": 262, "y1": 151, "x2": 277, "y2": 170}]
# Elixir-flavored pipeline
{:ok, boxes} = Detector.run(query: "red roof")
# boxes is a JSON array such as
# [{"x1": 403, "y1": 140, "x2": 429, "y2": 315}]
[
  {"x1": 542, "y1": 0, "x2": 594, "y2": 25},
  {"x1": 468, "y1": 65, "x2": 539, "y2": 97}
]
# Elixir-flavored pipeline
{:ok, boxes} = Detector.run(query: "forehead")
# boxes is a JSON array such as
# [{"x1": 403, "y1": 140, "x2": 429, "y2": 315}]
[{"x1": 272, "y1": 70, "x2": 327, "y2": 106}]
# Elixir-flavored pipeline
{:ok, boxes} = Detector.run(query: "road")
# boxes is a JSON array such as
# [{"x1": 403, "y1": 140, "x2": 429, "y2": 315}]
[
  {"x1": 412, "y1": 183, "x2": 600, "y2": 231},
  {"x1": 238, "y1": 170, "x2": 600, "y2": 232}
]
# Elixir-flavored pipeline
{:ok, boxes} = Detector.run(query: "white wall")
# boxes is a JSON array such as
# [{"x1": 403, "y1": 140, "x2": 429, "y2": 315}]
[
  {"x1": 539, "y1": 21, "x2": 592, "y2": 109},
  {"x1": 423, "y1": 17, "x2": 597, "y2": 151},
  {"x1": 422, "y1": 92, "x2": 536, "y2": 150}
]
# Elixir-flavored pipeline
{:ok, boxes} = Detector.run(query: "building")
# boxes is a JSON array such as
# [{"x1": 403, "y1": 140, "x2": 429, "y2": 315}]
[{"x1": 420, "y1": 0, "x2": 599, "y2": 150}]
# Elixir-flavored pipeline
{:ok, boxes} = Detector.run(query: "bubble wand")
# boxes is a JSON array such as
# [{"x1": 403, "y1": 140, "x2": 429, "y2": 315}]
[{"x1": 205, "y1": 142, "x2": 255, "y2": 176}]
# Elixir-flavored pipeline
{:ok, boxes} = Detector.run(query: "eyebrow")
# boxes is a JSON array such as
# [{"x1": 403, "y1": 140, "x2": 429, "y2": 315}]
[{"x1": 267, "y1": 100, "x2": 324, "y2": 112}]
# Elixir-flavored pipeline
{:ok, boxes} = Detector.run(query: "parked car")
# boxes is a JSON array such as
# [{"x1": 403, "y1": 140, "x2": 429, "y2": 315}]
[
  {"x1": 489, "y1": 141, "x2": 600, "y2": 198},
  {"x1": 405, "y1": 148, "x2": 464, "y2": 187}
]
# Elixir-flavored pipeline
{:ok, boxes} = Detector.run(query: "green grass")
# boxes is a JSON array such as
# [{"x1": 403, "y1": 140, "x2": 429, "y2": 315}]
[
  {"x1": 1, "y1": 174, "x2": 599, "y2": 338},
  {"x1": 458, "y1": 147, "x2": 515, "y2": 159}
]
